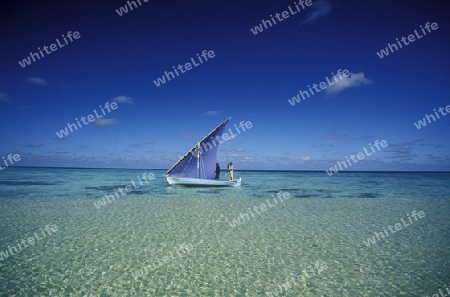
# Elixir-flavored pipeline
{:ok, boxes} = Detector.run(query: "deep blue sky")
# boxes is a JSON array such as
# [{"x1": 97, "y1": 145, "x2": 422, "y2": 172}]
[{"x1": 1, "y1": 0, "x2": 449, "y2": 171}]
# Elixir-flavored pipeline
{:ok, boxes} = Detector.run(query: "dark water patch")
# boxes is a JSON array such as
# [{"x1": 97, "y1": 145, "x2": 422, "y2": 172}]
[
  {"x1": 320, "y1": 194, "x2": 334, "y2": 198},
  {"x1": 0, "y1": 181, "x2": 57, "y2": 186},
  {"x1": 85, "y1": 185, "x2": 129, "y2": 191},
  {"x1": 128, "y1": 190, "x2": 146, "y2": 195},
  {"x1": 359, "y1": 193, "x2": 381, "y2": 198},
  {"x1": 197, "y1": 190, "x2": 221, "y2": 194},
  {"x1": 292, "y1": 194, "x2": 322, "y2": 198},
  {"x1": 86, "y1": 189, "x2": 147, "y2": 196},
  {"x1": 266, "y1": 189, "x2": 300, "y2": 194},
  {"x1": 244, "y1": 193, "x2": 270, "y2": 198},
  {"x1": 277, "y1": 188, "x2": 300, "y2": 192},
  {"x1": 315, "y1": 188, "x2": 342, "y2": 194}
]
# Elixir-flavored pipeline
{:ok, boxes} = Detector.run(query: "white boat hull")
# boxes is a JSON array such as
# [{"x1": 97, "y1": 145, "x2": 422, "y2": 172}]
[{"x1": 166, "y1": 176, "x2": 241, "y2": 187}]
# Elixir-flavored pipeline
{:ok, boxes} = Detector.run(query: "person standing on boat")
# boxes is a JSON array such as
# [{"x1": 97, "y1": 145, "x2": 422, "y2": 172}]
[
  {"x1": 215, "y1": 163, "x2": 220, "y2": 180},
  {"x1": 228, "y1": 162, "x2": 234, "y2": 181}
]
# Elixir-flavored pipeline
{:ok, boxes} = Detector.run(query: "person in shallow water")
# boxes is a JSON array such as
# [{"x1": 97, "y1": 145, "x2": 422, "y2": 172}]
[
  {"x1": 228, "y1": 162, "x2": 234, "y2": 180},
  {"x1": 215, "y1": 163, "x2": 220, "y2": 180}
]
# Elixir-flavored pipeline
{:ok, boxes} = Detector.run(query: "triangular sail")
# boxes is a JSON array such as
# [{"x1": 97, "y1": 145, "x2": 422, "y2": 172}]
[{"x1": 165, "y1": 118, "x2": 231, "y2": 179}]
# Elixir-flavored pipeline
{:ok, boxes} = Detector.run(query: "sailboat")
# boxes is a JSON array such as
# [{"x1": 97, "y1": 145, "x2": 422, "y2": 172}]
[{"x1": 165, "y1": 117, "x2": 242, "y2": 186}]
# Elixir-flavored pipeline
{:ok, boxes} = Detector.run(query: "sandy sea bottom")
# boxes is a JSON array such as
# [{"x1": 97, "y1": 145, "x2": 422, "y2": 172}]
[{"x1": 0, "y1": 193, "x2": 449, "y2": 297}]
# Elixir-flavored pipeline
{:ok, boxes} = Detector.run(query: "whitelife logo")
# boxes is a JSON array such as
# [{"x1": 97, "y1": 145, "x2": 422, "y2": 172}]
[
  {"x1": 228, "y1": 191, "x2": 290, "y2": 228},
  {"x1": 93, "y1": 172, "x2": 155, "y2": 209},
  {"x1": 115, "y1": 0, "x2": 149, "y2": 16},
  {"x1": 250, "y1": 0, "x2": 313, "y2": 35},
  {"x1": 152, "y1": 50, "x2": 215, "y2": 87},
  {"x1": 325, "y1": 140, "x2": 388, "y2": 176},
  {"x1": 363, "y1": 211, "x2": 425, "y2": 247},
  {"x1": 0, "y1": 153, "x2": 21, "y2": 172},
  {"x1": 132, "y1": 243, "x2": 194, "y2": 280},
  {"x1": 191, "y1": 121, "x2": 253, "y2": 157},
  {"x1": 55, "y1": 101, "x2": 118, "y2": 139},
  {"x1": 376, "y1": 22, "x2": 439, "y2": 59},
  {"x1": 413, "y1": 104, "x2": 450, "y2": 130},
  {"x1": 18, "y1": 31, "x2": 81, "y2": 68},
  {"x1": 0, "y1": 224, "x2": 58, "y2": 262},
  {"x1": 288, "y1": 69, "x2": 350, "y2": 106}
]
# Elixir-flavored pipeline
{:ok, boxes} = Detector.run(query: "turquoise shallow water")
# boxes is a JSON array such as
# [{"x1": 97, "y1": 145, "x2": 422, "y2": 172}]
[{"x1": 0, "y1": 168, "x2": 449, "y2": 296}]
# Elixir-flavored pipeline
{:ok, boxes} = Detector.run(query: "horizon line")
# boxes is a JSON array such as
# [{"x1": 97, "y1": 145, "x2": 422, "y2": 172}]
[{"x1": 3, "y1": 165, "x2": 450, "y2": 173}]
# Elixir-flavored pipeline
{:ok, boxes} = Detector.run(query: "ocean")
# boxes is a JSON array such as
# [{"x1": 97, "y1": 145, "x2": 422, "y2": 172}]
[{"x1": 0, "y1": 167, "x2": 449, "y2": 296}]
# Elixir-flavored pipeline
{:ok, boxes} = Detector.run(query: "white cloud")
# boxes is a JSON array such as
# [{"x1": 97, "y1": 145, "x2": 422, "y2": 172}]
[
  {"x1": 291, "y1": 156, "x2": 312, "y2": 161},
  {"x1": 300, "y1": 0, "x2": 331, "y2": 25},
  {"x1": 205, "y1": 111, "x2": 218, "y2": 116},
  {"x1": 28, "y1": 77, "x2": 48, "y2": 86},
  {"x1": 0, "y1": 92, "x2": 9, "y2": 103},
  {"x1": 94, "y1": 118, "x2": 118, "y2": 126},
  {"x1": 326, "y1": 72, "x2": 372, "y2": 95},
  {"x1": 113, "y1": 95, "x2": 133, "y2": 104}
]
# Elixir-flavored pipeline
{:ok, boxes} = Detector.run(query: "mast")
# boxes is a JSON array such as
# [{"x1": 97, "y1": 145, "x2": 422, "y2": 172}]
[
  {"x1": 196, "y1": 144, "x2": 200, "y2": 178},
  {"x1": 165, "y1": 117, "x2": 231, "y2": 177}
]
